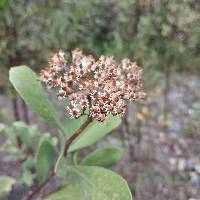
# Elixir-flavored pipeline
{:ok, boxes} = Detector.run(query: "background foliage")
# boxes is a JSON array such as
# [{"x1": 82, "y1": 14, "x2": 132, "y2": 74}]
[{"x1": 0, "y1": 0, "x2": 200, "y2": 200}]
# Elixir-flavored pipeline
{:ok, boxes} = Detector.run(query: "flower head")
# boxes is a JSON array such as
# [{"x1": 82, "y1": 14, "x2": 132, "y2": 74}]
[{"x1": 39, "y1": 48, "x2": 145, "y2": 122}]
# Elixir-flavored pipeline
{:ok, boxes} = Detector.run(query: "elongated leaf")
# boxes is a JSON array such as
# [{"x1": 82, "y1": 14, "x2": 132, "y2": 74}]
[
  {"x1": 55, "y1": 155, "x2": 68, "y2": 179},
  {"x1": 13, "y1": 121, "x2": 30, "y2": 146},
  {"x1": 36, "y1": 136, "x2": 54, "y2": 183},
  {"x1": 0, "y1": 176, "x2": 16, "y2": 197},
  {"x1": 21, "y1": 169, "x2": 33, "y2": 186},
  {"x1": 9, "y1": 66, "x2": 61, "y2": 129},
  {"x1": 3, "y1": 127, "x2": 17, "y2": 145},
  {"x1": 69, "y1": 115, "x2": 121, "y2": 152},
  {"x1": 55, "y1": 152, "x2": 76, "y2": 182},
  {"x1": 45, "y1": 166, "x2": 132, "y2": 200},
  {"x1": 80, "y1": 146, "x2": 124, "y2": 168}
]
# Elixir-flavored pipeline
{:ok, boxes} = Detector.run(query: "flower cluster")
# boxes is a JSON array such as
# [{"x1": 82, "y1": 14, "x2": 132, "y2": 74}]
[{"x1": 39, "y1": 49, "x2": 145, "y2": 122}]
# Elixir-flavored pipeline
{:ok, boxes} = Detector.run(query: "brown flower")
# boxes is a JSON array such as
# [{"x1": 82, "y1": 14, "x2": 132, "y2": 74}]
[{"x1": 39, "y1": 49, "x2": 145, "y2": 122}]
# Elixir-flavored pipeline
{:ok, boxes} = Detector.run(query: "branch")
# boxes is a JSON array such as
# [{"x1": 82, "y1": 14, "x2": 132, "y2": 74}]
[
  {"x1": 24, "y1": 171, "x2": 55, "y2": 200},
  {"x1": 63, "y1": 116, "x2": 93, "y2": 157},
  {"x1": 24, "y1": 116, "x2": 92, "y2": 200}
]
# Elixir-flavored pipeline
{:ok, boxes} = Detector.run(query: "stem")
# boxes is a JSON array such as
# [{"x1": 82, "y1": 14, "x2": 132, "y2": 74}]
[
  {"x1": 21, "y1": 99, "x2": 30, "y2": 124},
  {"x1": 63, "y1": 116, "x2": 93, "y2": 157},
  {"x1": 163, "y1": 64, "x2": 171, "y2": 133},
  {"x1": 12, "y1": 96, "x2": 20, "y2": 121},
  {"x1": 11, "y1": 97, "x2": 23, "y2": 148},
  {"x1": 24, "y1": 171, "x2": 55, "y2": 200},
  {"x1": 24, "y1": 116, "x2": 92, "y2": 200}
]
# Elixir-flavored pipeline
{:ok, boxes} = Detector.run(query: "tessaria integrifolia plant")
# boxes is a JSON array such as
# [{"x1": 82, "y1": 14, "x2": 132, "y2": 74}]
[{"x1": 9, "y1": 49, "x2": 145, "y2": 200}]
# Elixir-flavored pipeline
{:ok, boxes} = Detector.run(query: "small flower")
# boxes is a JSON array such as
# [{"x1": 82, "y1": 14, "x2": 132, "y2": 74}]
[
  {"x1": 48, "y1": 50, "x2": 66, "y2": 70},
  {"x1": 96, "y1": 114, "x2": 106, "y2": 122},
  {"x1": 39, "y1": 49, "x2": 145, "y2": 121}
]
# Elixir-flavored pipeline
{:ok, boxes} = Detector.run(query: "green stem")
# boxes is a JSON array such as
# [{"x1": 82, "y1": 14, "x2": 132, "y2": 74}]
[
  {"x1": 24, "y1": 116, "x2": 93, "y2": 200},
  {"x1": 63, "y1": 116, "x2": 93, "y2": 157}
]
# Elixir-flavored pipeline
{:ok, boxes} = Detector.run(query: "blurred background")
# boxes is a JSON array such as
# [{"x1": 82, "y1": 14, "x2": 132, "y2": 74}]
[{"x1": 0, "y1": 0, "x2": 200, "y2": 199}]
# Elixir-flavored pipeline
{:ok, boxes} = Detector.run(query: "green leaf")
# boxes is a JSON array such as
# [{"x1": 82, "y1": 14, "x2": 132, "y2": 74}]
[
  {"x1": 45, "y1": 166, "x2": 132, "y2": 200},
  {"x1": 13, "y1": 121, "x2": 31, "y2": 146},
  {"x1": 55, "y1": 152, "x2": 75, "y2": 181},
  {"x1": 69, "y1": 115, "x2": 121, "y2": 152},
  {"x1": 55, "y1": 154, "x2": 68, "y2": 179},
  {"x1": 9, "y1": 66, "x2": 62, "y2": 129},
  {"x1": 21, "y1": 170, "x2": 33, "y2": 186},
  {"x1": 3, "y1": 127, "x2": 17, "y2": 145},
  {"x1": 35, "y1": 136, "x2": 54, "y2": 183},
  {"x1": 80, "y1": 146, "x2": 124, "y2": 168},
  {"x1": 20, "y1": 157, "x2": 35, "y2": 186},
  {"x1": 0, "y1": 176, "x2": 16, "y2": 197},
  {"x1": 0, "y1": 123, "x2": 5, "y2": 132}
]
